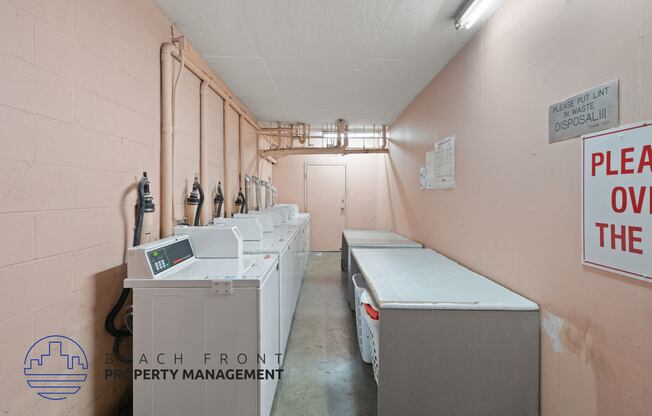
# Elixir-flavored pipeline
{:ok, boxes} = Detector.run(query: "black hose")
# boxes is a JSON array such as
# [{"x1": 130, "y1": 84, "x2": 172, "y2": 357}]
[
  {"x1": 113, "y1": 334, "x2": 131, "y2": 363},
  {"x1": 215, "y1": 182, "x2": 224, "y2": 218},
  {"x1": 105, "y1": 288, "x2": 131, "y2": 338},
  {"x1": 194, "y1": 179, "x2": 204, "y2": 226},
  {"x1": 105, "y1": 173, "x2": 151, "y2": 362},
  {"x1": 132, "y1": 175, "x2": 148, "y2": 248},
  {"x1": 238, "y1": 190, "x2": 246, "y2": 214}
]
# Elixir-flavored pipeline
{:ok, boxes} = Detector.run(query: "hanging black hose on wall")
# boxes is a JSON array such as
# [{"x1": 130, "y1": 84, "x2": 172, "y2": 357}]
[
  {"x1": 239, "y1": 190, "x2": 246, "y2": 214},
  {"x1": 214, "y1": 182, "x2": 224, "y2": 218},
  {"x1": 234, "y1": 188, "x2": 246, "y2": 216},
  {"x1": 105, "y1": 172, "x2": 155, "y2": 363},
  {"x1": 185, "y1": 175, "x2": 204, "y2": 226},
  {"x1": 194, "y1": 177, "x2": 204, "y2": 226}
]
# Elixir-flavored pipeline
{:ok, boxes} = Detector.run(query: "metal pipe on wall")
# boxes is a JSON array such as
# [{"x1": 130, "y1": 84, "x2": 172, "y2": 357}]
[
  {"x1": 259, "y1": 154, "x2": 277, "y2": 165},
  {"x1": 161, "y1": 40, "x2": 258, "y2": 231},
  {"x1": 258, "y1": 127, "x2": 295, "y2": 133},
  {"x1": 160, "y1": 42, "x2": 178, "y2": 237},
  {"x1": 256, "y1": 130, "x2": 261, "y2": 179},
  {"x1": 180, "y1": 51, "x2": 259, "y2": 130},
  {"x1": 199, "y1": 80, "x2": 210, "y2": 225},
  {"x1": 259, "y1": 147, "x2": 388, "y2": 157},
  {"x1": 337, "y1": 119, "x2": 349, "y2": 149},
  {"x1": 239, "y1": 114, "x2": 244, "y2": 191},
  {"x1": 223, "y1": 104, "x2": 231, "y2": 217},
  {"x1": 224, "y1": 104, "x2": 242, "y2": 217},
  {"x1": 382, "y1": 125, "x2": 388, "y2": 149}
]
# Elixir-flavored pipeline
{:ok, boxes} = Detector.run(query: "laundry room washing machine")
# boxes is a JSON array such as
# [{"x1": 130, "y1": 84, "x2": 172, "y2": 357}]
[
  {"x1": 125, "y1": 231, "x2": 280, "y2": 416},
  {"x1": 177, "y1": 222, "x2": 300, "y2": 359}
]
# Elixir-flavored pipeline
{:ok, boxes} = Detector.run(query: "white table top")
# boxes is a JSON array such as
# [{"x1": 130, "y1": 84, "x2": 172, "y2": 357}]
[
  {"x1": 352, "y1": 248, "x2": 538, "y2": 311},
  {"x1": 343, "y1": 229, "x2": 422, "y2": 248}
]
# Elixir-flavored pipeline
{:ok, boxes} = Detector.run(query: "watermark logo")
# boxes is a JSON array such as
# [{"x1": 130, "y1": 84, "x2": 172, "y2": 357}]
[{"x1": 24, "y1": 335, "x2": 88, "y2": 400}]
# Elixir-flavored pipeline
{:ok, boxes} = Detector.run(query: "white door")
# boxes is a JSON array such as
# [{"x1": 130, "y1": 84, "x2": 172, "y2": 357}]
[{"x1": 305, "y1": 164, "x2": 346, "y2": 251}]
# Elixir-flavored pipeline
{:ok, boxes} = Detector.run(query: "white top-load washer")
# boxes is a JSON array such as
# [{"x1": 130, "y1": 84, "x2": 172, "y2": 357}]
[
  {"x1": 225, "y1": 205, "x2": 310, "y2": 356},
  {"x1": 243, "y1": 226, "x2": 305, "y2": 358},
  {"x1": 125, "y1": 232, "x2": 281, "y2": 416},
  {"x1": 180, "y1": 222, "x2": 301, "y2": 359},
  {"x1": 250, "y1": 209, "x2": 284, "y2": 227},
  {"x1": 232, "y1": 212, "x2": 275, "y2": 232},
  {"x1": 260, "y1": 206, "x2": 289, "y2": 223},
  {"x1": 245, "y1": 218, "x2": 311, "y2": 356},
  {"x1": 220, "y1": 209, "x2": 311, "y2": 351},
  {"x1": 213, "y1": 217, "x2": 264, "y2": 241},
  {"x1": 277, "y1": 203, "x2": 299, "y2": 218},
  {"x1": 274, "y1": 205, "x2": 293, "y2": 220},
  {"x1": 286, "y1": 211, "x2": 311, "y2": 259}
]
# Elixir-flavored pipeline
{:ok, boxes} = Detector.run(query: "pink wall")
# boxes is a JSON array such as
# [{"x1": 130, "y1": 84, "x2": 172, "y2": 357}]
[
  {"x1": 0, "y1": 0, "x2": 256, "y2": 414},
  {"x1": 172, "y1": 65, "x2": 201, "y2": 222},
  {"x1": 224, "y1": 105, "x2": 241, "y2": 215},
  {"x1": 273, "y1": 153, "x2": 390, "y2": 231},
  {"x1": 387, "y1": 0, "x2": 652, "y2": 414},
  {"x1": 204, "y1": 87, "x2": 226, "y2": 221},
  {"x1": 241, "y1": 119, "x2": 257, "y2": 180},
  {"x1": 258, "y1": 135, "x2": 275, "y2": 183},
  {"x1": 172, "y1": 62, "x2": 229, "y2": 224},
  {"x1": 0, "y1": 0, "x2": 167, "y2": 413},
  {"x1": 241, "y1": 119, "x2": 275, "y2": 191}
]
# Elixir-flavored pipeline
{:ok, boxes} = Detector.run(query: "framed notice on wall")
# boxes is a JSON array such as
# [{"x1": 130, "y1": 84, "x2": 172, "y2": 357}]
[
  {"x1": 424, "y1": 136, "x2": 456, "y2": 189},
  {"x1": 582, "y1": 122, "x2": 652, "y2": 282}
]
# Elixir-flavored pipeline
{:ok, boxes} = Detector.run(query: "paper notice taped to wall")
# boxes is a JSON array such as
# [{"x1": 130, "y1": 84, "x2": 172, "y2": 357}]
[
  {"x1": 419, "y1": 165, "x2": 427, "y2": 189},
  {"x1": 425, "y1": 136, "x2": 456, "y2": 189}
]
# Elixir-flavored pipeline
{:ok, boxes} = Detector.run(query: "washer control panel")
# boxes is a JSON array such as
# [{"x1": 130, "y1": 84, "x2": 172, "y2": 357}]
[{"x1": 146, "y1": 238, "x2": 193, "y2": 275}]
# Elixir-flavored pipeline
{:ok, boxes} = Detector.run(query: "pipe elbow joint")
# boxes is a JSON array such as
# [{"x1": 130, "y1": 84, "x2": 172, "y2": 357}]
[{"x1": 161, "y1": 43, "x2": 179, "y2": 62}]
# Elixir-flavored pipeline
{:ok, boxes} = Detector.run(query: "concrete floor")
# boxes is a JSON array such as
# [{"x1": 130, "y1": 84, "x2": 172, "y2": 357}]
[{"x1": 271, "y1": 252, "x2": 377, "y2": 416}]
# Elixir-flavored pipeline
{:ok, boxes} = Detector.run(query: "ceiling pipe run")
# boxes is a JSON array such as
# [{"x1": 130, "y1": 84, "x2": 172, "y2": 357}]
[
  {"x1": 257, "y1": 123, "x2": 310, "y2": 145},
  {"x1": 259, "y1": 147, "x2": 388, "y2": 157},
  {"x1": 259, "y1": 154, "x2": 277, "y2": 165},
  {"x1": 336, "y1": 119, "x2": 348, "y2": 149},
  {"x1": 258, "y1": 127, "x2": 295, "y2": 133},
  {"x1": 255, "y1": 121, "x2": 389, "y2": 157},
  {"x1": 382, "y1": 125, "x2": 388, "y2": 149}
]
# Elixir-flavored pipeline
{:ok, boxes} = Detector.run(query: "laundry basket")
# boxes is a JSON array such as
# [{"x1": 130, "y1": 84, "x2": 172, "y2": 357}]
[
  {"x1": 361, "y1": 292, "x2": 380, "y2": 384},
  {"x1": 353, "y1": 274, "x2": 372, "y2": 363}
]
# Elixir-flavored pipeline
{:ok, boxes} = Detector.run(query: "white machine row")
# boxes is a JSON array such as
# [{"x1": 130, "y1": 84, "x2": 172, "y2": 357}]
[{"x1": 126, "y1": 203, "x2": 309, "y2": 416}]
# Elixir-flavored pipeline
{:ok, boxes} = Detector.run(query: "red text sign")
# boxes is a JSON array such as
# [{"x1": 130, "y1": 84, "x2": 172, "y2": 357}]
[{"x1": 583, "y1": 122, "x2": 652, "y2": 282}]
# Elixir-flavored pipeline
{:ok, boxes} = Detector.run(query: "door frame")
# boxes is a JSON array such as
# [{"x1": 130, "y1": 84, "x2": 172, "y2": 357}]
[{"x1": 303, "y1": 162, "x2": 347, "y2": 229}]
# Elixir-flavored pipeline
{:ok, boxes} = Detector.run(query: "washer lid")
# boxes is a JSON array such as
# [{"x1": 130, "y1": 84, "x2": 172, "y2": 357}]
[
  {"x1": 243, "y1": 227, "x2": 294, "y2": 253},
  {"x1": 125, "y1": 254, "x2": 278, "y2": 289}
]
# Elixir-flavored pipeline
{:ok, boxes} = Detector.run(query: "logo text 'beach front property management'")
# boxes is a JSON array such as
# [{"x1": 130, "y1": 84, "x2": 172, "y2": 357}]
[{"x1": 24, "y1": 335, "x2": 88, "y2": 400}]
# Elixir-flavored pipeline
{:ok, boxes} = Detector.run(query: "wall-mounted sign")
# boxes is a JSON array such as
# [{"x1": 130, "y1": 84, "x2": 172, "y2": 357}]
[
  {"x1": 582, "y1": 121, "x2": 652, "y2": 282},
  {"x1": 424, "y1": 136, "x2": 455, "y2": 189},
  {"x1": 549, "y1": 79, "x2": 619, "y2": 143},
  {"x1": 419, "y1": 166, "x2": 427, "y2": 189}
]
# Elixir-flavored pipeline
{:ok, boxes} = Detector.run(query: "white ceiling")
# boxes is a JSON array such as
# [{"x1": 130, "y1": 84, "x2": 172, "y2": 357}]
[{"x1": 154, "y1": 0, "x2": 502, "y2": 125}]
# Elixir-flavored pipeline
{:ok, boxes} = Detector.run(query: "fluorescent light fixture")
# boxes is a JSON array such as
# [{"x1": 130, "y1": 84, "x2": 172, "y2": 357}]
[{"x1": 455, "y1": 0, "x2": 495, "y2": 30}]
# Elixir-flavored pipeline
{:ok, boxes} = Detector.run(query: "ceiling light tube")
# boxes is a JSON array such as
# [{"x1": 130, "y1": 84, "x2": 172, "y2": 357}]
[{"x1": 455, "y1": 0, "x2": 495, "y2": 30}]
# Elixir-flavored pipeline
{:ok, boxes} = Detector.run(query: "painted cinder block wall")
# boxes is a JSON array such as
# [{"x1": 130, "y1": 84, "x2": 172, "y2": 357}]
[
  {"x1": 0, "y1": 0, "x2": 259, "y2": 414},
  {"x1": 386, "y1": 0, "x2": 652, "y2": 414}
]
